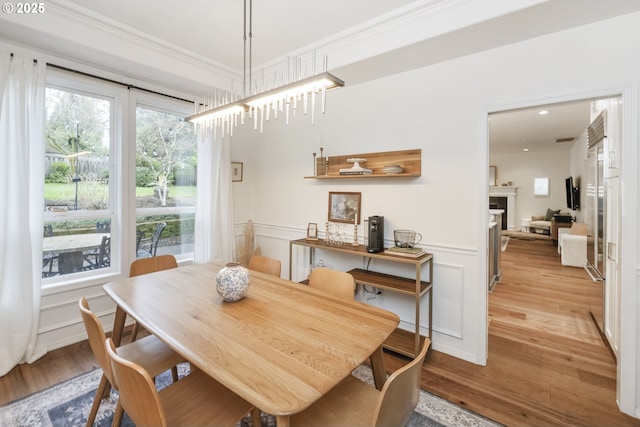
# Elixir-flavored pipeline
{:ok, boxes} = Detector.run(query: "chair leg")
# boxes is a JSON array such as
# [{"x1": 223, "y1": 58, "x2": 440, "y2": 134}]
[
  {"x1": 48, "y1": 258, "x2": 55, "y2": 276},
  {"x1": 251, "y1": 407, "x2": 262, "y2": 427},
  {"x1": 130, "y1": 323, "x2": 139, "y2": 342},
  {"x1": 86, "y1": 374, "x2": 109, "y2": 427},
  {"x1": 111, "y1": 401, "x2": 125, "y2": 427}
]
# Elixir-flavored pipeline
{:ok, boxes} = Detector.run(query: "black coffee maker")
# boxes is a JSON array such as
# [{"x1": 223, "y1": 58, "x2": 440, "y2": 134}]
[{"x1": 367, "y1": 216, "x2": 384, "y2": 253}]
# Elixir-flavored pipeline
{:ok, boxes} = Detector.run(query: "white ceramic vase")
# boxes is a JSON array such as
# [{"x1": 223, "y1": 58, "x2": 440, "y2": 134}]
[{"x1": 215, "y1": 262, "x2": 250, "y2": 302}]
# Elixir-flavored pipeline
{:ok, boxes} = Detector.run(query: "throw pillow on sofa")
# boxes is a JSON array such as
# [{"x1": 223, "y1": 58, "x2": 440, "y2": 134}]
[{"x1": 545, "y1": 208, "x2": 560, "y2": 221}]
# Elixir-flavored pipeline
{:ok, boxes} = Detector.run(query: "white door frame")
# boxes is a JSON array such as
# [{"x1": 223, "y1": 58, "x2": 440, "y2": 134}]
[{"x1": 478, "y1": 84, "x2": 638, "y2": 416}]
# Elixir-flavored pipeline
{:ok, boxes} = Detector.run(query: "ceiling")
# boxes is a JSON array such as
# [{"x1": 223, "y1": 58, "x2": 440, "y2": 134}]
[
  {"x1": 489, "y1": 100, "x2": 593, "y2": 154},
  {"x1": 1, "y1": 1, "x2": 637, "y2": 152},
  {"x1": 62, "y1": 0, "x2": 418, "y2": 72}
]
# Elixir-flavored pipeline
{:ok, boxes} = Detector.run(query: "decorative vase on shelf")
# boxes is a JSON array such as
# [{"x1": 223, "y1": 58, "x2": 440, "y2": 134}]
[{"x1": 215, "y1": 262, "x2": 250, "y2": 302}]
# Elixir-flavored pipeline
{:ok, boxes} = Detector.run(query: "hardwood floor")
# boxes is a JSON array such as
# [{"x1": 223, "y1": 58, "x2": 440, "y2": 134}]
[
  {"x1": 0, "y1": 339, "x2": 98, "y2": 406},
  {"x1": 1, "y1": 238, "x2": 639, "y2": 426},
  {"x1": 384, "y1": 237, "x2": 639, "y2": 427}
]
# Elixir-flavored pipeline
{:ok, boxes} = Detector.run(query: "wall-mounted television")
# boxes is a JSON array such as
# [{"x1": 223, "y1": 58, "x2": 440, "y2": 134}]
[{"x1": 565, "y1": 176, "x2": 580, "y2": 210}]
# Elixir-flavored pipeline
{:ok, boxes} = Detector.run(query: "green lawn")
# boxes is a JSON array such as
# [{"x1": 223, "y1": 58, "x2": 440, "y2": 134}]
[{"x1": 45, "y1": 183, "x2": 196, "y2": 201}]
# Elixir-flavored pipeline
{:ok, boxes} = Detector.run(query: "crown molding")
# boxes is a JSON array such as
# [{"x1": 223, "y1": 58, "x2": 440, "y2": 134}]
[
  {"x1": 49, "y1": 0, "x2": 240, "y2": 77},
  {"x1": 0, "y1": 0, "x2": 547, "y2": 92},
  {"x1": 0, "y1": 0, "x2": 240, "y2": 93},
  {"x1": 256, "y1": 0, "x2": 548, "y2": 72}
]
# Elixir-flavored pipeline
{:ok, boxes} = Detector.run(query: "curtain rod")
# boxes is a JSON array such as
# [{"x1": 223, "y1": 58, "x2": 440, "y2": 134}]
[{"x1": 46, "y1": 62, "x2": 194, "y2": 104}]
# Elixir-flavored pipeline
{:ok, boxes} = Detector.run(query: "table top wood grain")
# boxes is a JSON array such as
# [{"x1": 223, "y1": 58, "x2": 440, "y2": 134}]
[{"x1": 103, "y1": 262, "x2": 399, "y2": 421}]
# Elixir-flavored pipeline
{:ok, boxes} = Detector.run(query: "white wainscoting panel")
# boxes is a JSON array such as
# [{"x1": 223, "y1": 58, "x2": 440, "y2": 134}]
[{"x1": 432, "y1": 262, "x2": 464, "y2": 339}]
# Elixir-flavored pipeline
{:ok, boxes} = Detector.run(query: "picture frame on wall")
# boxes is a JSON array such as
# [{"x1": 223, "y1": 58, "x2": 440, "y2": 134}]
[
  {"x1": 534, "y1": 177, "x2": 549, "y2": 196},
  {"x1": 328, "y1": 191, "x2": 361, "y2": 223},
  {"x1": 232, "y1": 162, "x2": 243, "y2": 182}
]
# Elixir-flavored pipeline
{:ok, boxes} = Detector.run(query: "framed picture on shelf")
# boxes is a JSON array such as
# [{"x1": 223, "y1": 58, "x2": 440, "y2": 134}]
[
  {"x1": 306, "y1": 223, "x2": 318, "y2": 240},
  {"x1": 232, "y1": 162, "x2": 243, "y2": 182},
  {"x1": 328, "y1": 191, "x2": 361, "y2": 223}
]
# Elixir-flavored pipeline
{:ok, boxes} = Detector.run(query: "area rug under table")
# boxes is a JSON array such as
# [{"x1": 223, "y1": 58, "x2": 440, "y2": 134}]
[{"x1": 0, "y1": 364, "x2": 502, "y2": 427}]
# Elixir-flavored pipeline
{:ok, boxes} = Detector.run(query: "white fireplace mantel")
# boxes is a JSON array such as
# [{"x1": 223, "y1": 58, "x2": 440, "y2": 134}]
[
  {"x1": 489, "y1": 186, "x2": 518, "y2": 230},
  {"x1": 489, "y1": 186, "x2": 518, "y2": 197}
]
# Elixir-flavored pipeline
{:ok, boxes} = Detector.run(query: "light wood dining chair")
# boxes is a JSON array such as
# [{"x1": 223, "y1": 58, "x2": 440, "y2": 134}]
[
  {"x1": 79, "y1": 297, "x2": 185, "y2": 427},
  {"x1": 129, "y1": 254, "x2": 178, "y2": 341},
  {"x1": 105, "y1": 337, "x2": 259, "y2": 427},
  {"x1": 130, "y1": 253, "x2": 178, "y2": 276},
  {"x1": 289, "y1": 339, "x2": 429, "y2": 427},
  {"x1": 307, "y1": 267, "x2": 356, "y2": 300},
  {"x1": 248, "y1": 254, "x2": 282, "y2": 277}
]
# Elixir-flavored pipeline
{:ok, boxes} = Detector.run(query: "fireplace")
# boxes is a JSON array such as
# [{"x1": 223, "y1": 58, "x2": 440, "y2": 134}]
[
  {"x1": 489, "y1": 197, "x2": 508, "y2": 230},
  {"x1": 489, "y1": 186, "x2": 517, "y2": 230}
]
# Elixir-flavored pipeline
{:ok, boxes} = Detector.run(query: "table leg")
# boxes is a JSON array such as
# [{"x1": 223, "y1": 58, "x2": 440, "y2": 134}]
[
  {"x1": 111, "y1": 306, "x2": 127, "y2": 347},
  {"x1": 369, "y1": 345, "x2": 386, "y2": 391},
  {"x1": 276, "y1": 415, "x2": 290, "y2": 427}
]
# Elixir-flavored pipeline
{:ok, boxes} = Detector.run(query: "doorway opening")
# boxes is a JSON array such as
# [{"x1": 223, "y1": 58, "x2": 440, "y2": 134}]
[{"x1": 487, "y1": 95, "x2": 621, "y2": 364}]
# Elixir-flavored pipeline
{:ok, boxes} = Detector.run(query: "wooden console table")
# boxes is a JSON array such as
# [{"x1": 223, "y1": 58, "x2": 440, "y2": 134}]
[{"x1": 289, "y1": 238, "x2": 433, "y2": 358}]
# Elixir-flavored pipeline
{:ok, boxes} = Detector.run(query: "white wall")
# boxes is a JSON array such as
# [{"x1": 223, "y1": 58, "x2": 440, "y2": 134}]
[
  {"x1": 230, "y1": 11, "x2": 640, "y2": 416},
  {"x1": 490, "y1": 150, "x2": 572, "y2": 227}
]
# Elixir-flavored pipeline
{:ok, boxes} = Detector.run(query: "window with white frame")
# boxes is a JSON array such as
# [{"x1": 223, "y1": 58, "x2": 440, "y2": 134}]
[
  {"x1": 42, "y1": 70, "x2": 196, "y2": 282},
  {"x1": 134, "y1": 98, "x2": 196, "y2": 260},
  {"x1": 43, "y1": 80, "x2": 116, "y2": 279}
]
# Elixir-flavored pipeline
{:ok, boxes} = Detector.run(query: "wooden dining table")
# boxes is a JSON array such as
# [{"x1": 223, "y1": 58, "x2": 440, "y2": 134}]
[{"x1": 103, "y1": 262, "x2": 399, "y2": 427}]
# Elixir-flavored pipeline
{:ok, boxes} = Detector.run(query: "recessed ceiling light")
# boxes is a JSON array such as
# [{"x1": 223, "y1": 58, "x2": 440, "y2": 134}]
[
  {"x1": 523, "y1": 148, "x2": 529, "y2": 152},
  {"x1": 538, "y1": 110, "x2": 549, "y2": 115}
]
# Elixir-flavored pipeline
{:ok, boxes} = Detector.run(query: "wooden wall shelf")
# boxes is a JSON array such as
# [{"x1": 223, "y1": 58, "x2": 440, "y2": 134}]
[{"x1": 305, "y1": 149, "x2": 421, "y2": 179}]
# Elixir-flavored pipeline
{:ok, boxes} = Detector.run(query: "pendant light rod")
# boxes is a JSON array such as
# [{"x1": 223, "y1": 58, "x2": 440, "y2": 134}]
[
  {"x1": 242, "y1": 0, "x2": 253, "y2": 98},
  {"x1": 187, "y1": 0, "x2": 345, "y2": 135},
  {"x1": 243, "y1": 0, "x2": 246, "y2": 97},
  {"x1": 249, "y1": 0, "x2": 253, "y2": 95}
]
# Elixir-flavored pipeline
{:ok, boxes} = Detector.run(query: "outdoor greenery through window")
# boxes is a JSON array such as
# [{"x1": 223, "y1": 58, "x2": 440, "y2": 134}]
[
  {"x1": 42, "y1": 69, "x2": 197, "y2": 281},
  {"x1": 43, "y1": 85, "x2": 114, "y2": 279},
  {"x1": 135, "y1": 105, "x2": 196, "y2": 260}
]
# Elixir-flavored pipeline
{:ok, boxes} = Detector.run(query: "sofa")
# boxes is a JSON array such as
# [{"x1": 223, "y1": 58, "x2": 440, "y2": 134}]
[
  {"x1": 529, "y1": 208, "x2": 560, "y2": 234},
  {"x1": 529, "y1": 217, "x2": 551, "y2": 234},
  {"x1": 529, "y1": 209, "x2": 573, "y2": 235}
]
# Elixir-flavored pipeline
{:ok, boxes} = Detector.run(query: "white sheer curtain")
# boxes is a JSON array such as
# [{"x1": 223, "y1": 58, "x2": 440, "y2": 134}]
[
  {"x1": 193, "y1": 130, "x2": 236, "y2": 264},
  {"x1": 0, "y1": 53, "x2": 47, "y2": 376}
]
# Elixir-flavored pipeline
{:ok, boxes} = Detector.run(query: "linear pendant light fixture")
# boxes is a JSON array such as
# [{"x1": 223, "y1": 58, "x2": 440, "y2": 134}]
[{"x1": 186, "y1": 0, "x2": 344, "y2": 137}]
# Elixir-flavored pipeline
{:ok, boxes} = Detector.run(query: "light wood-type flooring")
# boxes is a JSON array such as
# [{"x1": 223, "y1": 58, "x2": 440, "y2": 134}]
[
  {"x1": 1, "y1": 238, "x2": 639, "y2": 426},
  {"x1": 384, "y1": 237, "x2": 640, "y2": 427}
]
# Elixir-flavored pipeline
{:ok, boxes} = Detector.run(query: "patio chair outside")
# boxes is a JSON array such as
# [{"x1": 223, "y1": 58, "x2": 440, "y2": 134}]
[
  {"x1": 137, "y1": 222, "x2": 166, "y2": 258},
  {"x1": 42, "y1": 224, "x2": 59, "y2": 277}
]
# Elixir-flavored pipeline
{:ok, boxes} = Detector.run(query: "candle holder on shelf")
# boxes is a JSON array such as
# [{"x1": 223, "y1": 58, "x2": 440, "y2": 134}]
[
  {"x1": 312, "y1": 152, "x2": 316, "y2": 176},
  {"x1": 352, "y1": 222, "x2": 359, "y2": 246},
  {"x1": 316, "y1": 147, "x2": 326, "y2": 176}
]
